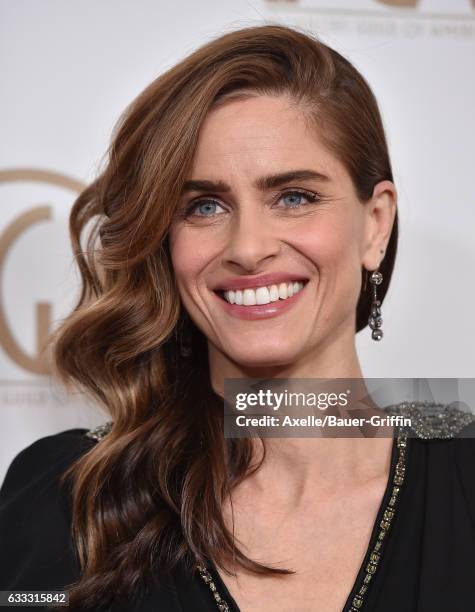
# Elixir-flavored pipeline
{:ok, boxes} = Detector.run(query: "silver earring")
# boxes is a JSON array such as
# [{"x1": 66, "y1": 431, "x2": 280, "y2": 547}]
[{"x1": 368, "y1": 264, "x2": 384, "y2": 341}]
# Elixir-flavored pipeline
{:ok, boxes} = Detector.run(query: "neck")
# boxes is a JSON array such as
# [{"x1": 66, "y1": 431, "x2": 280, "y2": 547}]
[
  {"x1": 208, "y1": 326, "x2": 395, "y2": 508},
  {"x1": 240, "y1": 434, "x2": 395, "y2": 512}
]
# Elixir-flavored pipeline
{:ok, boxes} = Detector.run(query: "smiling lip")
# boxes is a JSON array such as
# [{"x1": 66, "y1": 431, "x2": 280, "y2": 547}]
[
  {"x1": 213, "y1": 281, "x2": 307, "y2": 320},
  {"x1": 213, "y1": 273, "x2": 309, "y2": 292}
]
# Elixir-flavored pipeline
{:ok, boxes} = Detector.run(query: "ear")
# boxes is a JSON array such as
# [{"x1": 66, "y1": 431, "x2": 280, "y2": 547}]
[{"x1": 361, "y1": 180, "x2": 397, "y2": 271}]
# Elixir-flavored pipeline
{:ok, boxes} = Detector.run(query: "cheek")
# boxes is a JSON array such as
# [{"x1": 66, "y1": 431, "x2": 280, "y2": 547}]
[
  {"x1": 292, "y1": 214, "x2": 363, "y2": 317},
  {"x1": 292, "y1": 214, "x2": 357, "y2": 267},
  {"x1": 168, "y1": 227, "x2": 214, "y2": 294}
]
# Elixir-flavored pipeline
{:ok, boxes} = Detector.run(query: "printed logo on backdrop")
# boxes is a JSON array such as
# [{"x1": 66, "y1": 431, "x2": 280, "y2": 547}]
[
  {"x1": 265, "y1": 0, "x2": 475, "y2": 40},
  {"x1": 0, "y1": 168, "x2": 84, "y2": 407}
]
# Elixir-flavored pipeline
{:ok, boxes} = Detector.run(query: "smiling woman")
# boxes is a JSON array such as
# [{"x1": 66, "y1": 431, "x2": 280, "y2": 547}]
[
  {"x1": 1, "y1": 23, "x2": 475, "y2": 612},
  {"x1": 168, "y1": 91, "x2": 396, "y2": 371}
]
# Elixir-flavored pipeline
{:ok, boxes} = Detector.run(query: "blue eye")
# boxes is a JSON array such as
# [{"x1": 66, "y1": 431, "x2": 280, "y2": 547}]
[
  {"x1": 187, "y1": 199, "x2": 226, "y2": 217},
  {"x1": 279, "y1": 190, "x2": 318, "y2": 209}
]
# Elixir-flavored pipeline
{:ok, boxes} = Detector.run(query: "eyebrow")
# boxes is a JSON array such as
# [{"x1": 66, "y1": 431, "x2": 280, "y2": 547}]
[{"x1": 181, "y1": 169, "x2": 331, "y2": 194}]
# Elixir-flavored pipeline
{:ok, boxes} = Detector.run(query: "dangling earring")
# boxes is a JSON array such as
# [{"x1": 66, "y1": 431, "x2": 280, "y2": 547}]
[
  {"x1": 180, "y1": 331, "x2": 193, "y2": 357},
  {"x1": 367, "y1": 250, "x2": 385, "y2": 341},
  {"x1": 177, "y1": 313, "x2": 193, "y2": 357}
]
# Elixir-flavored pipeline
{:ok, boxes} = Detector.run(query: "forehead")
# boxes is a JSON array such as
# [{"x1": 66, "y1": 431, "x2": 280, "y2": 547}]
[{"x1": 189, "y1": 94, "x2": 347, "y2": 185}]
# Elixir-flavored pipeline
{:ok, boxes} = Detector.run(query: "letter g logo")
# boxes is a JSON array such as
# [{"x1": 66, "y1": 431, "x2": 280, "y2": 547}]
[{"x1": 0, "y1": 169, "x2": 83, "y2": 375}]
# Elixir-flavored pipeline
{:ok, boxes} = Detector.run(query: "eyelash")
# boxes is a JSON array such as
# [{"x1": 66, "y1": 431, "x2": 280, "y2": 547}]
[{"x1": 182, "y1": 189, "x2": 321, "y2": 219}]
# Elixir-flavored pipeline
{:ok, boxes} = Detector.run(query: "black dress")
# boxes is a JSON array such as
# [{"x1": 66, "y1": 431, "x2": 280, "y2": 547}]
[{"x1": 1, "y1": 402, "x2": 475, "y2": 612}]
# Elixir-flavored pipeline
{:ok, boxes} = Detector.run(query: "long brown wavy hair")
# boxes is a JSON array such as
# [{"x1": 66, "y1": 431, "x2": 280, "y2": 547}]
[{"x1": 50, "y1": 24, "x2": 398, "y2": 610}]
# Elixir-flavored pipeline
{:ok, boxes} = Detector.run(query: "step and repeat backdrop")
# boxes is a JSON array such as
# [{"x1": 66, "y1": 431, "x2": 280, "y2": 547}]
[{"x1": 1, "y1": 0, "x2": 474, "y2": 480}]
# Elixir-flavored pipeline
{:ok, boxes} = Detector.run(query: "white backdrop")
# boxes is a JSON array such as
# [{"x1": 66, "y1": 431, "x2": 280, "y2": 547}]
[{"x1": 1, "y1": 0, "x2": 474, "y2": 482}]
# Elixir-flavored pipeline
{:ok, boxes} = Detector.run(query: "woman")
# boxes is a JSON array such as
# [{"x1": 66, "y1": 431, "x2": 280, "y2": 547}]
[{"x1": 1, "y1": 24, "x2": 474, "y2": 612}]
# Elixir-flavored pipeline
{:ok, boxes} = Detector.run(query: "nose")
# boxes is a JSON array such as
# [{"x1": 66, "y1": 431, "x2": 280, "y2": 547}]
[{"x1": 222, "y1": 206, "x2": 280, "y2": 272}]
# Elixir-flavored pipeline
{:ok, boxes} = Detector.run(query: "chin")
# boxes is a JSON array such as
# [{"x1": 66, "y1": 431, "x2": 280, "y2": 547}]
[{"x1": 227, "y1": 342, "x2": 302, "y2": 370}]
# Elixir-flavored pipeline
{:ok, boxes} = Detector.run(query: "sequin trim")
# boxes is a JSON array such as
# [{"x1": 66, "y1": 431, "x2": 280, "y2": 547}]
[
  {"x1": 196, "y1": 564, "x2": 231, "y2": 611},
  {"x1": 346, "y1": 429, "x2": 408, "y2": 611},
  {"x1": 383, "y1": 400, "x2": 475, "y2": 439},
  {"x1": 85, "y1": 421, "x2": 113, "y2": 441}
]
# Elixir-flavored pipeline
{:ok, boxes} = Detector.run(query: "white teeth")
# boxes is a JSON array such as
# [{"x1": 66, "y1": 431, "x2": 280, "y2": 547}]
[
  {"x1": 255, "y1": 286, "x2": 270, "y2": 305},
  {"x1": 243, "y1": 288, "x2": 256, "y2": 306},
  {"x1": 223, "y1": 281, "x2": 305, "y2": 306},
  {"x1": 269, "y1": 285, "x2": 279, "y2": 302}
]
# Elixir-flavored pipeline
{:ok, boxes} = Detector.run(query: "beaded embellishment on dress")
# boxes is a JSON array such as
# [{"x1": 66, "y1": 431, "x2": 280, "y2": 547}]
[
  {"x1": 196, "y1": 565, "x2": 231, "y2": 611},
  {"x1": 383, "y1": 400, "x2": 475, "y2": 439},
  {"x1": 85, "y1": 421, "x2": 113, "y2": 441}
]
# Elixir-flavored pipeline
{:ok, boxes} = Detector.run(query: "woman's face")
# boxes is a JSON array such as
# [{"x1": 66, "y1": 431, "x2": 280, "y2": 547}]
[{"x1": 169, "y1": 94, "x2": 394, "y2": 369}]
